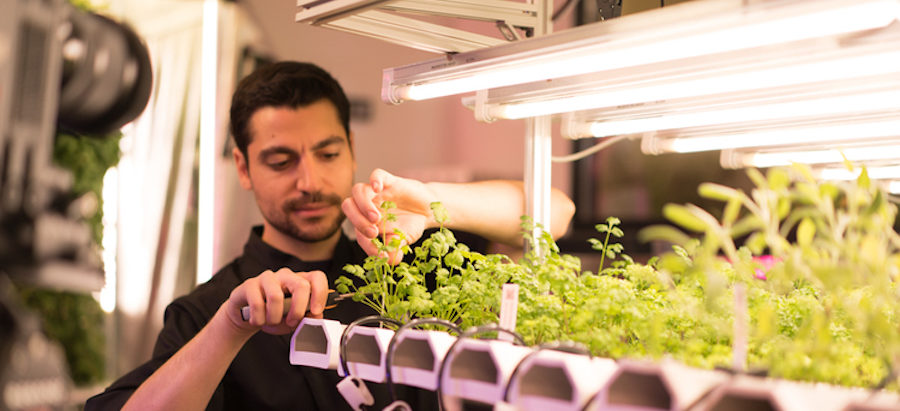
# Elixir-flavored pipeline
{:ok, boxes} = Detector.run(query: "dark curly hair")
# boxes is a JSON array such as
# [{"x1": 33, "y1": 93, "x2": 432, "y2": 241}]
[{"x1": 229, "y1": 61, "x2": 351, "y2": 159}]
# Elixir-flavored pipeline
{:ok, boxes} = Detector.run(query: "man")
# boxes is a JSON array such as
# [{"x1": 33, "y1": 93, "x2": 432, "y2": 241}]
[{"x1": 86, "y1": 61, "x2": 575, "y2": 410}]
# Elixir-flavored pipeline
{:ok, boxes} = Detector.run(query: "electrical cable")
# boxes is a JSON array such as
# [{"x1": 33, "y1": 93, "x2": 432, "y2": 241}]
[
  {"x1": 383, "y1": 318, "x2": 462, "y2": 407},
  {"x1": 435, "y1": 324, "x2": 527, "y2": 411},
  {"x1": 338, "y1": 315, "x2": 403, "y2": 411},
  {"x1": 551, "y1": 135, "x2": 629, "y2": 163}
]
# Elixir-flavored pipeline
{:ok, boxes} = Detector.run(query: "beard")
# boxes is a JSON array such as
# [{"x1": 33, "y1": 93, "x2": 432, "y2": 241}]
[{"x1": 264, "y1": 191, "x2": 345, "y2": 243}]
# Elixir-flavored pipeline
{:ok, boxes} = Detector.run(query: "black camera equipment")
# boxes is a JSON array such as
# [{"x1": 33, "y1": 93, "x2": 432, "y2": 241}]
[{"x1": 0, "y1": 0, "x2": 152, "y2": 409}]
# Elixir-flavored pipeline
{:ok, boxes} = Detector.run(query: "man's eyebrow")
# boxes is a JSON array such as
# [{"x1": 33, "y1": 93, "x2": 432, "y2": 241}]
[{"x1": 311, "y1": 135, "x2": 347, "y2": 151}]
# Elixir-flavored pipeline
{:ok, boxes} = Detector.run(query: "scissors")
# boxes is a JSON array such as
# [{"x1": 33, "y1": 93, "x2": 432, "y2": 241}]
[{"x1": 239, "y1": 289, "x2": 357, "y2": 321}]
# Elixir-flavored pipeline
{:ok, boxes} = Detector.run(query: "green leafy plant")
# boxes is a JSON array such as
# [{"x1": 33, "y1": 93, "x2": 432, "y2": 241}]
[
  {"x1": 337, "y1": 202, "x2": 521, "y2": 328},
  {"x1": 643, "y1": 164, "x2": 900, "y2": 387},
  {"x1": 342, "y1": 166, "x2": 900, "y2": 389}
]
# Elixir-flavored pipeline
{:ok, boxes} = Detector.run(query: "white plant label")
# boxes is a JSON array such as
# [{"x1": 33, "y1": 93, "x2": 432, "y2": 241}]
[
  {"x1": 732, "y1": 282, "x2": 748, "y2": 372},
  {"x1": 498, "y1": 283, "x2": 519, "y2": 342}
]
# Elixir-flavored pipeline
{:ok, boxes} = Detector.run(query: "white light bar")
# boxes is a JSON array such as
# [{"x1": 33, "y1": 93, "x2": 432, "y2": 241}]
[
  {"x1": 562, "y1": 86, "x2": 900, "y2": 139},
  {"x1": 815, "y1": 165, "x2": 900, "y2": 181},
  {"x1": 641, "y1": 117, "x2": 900, "y2": 154},
  {"x1": 482, "y1": 33, "x2": 900, "y2": 120},
  {"x1": 889, "y1": 181, "x2": 900, "y2": 194},
  {"x1": 721, "y1": 143, "x2": 900, "y2": 169},
  {"x1": 383, "y1": 0, "x2": 900, "y2": 103}
]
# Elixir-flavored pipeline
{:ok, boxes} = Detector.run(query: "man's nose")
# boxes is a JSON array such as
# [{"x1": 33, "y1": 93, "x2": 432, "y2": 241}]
[{"x1": 295, "y1": 158, "x2": 322, "y2": 193}]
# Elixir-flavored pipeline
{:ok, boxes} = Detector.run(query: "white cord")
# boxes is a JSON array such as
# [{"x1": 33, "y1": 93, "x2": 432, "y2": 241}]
[{"x1": 551, "y1": 135, "x2": 629, "y2": 163}]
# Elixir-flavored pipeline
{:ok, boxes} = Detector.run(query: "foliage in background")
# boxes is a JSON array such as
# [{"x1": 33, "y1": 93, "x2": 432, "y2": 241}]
[
  {"x1": 17, "y1": 131, "x2": 121, "y2": 386},
  {"x1": 644, "y1": 164, "x2": 900, "y2": 387},
  {"x1": 341, "y1": 164, "x2": 900, "y2": 389}
]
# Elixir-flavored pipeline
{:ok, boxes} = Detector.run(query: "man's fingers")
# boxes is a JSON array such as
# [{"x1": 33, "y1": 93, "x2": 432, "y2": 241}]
[
  {"x1": 351, "y1": 182, "x2": 381, "y2": 223},
  {"x1": 232, "y1": 277, "x2": 264, "y2": 326},
  {"x1": 236, "y1": 269, "x2": 322, "y2": 328},
  {"x1": 342, "y1": 196, "x2": 378, "y2": 238},
  {"x1": 383, "y1": 233, "x2": 407, "y2": 265},
  {"x1": 369, "y1": 168, "x2": 399, "y2": 194},
  {"x1": 301, "y1": 271, "x2": 328, "y2": 319},
  {"x1": 284, "y1": 281, "x2": 310, "y2": 327},
  {"x1": 356, "y1": 228, "x2": 379, "y2": 257},
  {"x1": 260, "y1": 271, "x2": 288, "y2": 325}
]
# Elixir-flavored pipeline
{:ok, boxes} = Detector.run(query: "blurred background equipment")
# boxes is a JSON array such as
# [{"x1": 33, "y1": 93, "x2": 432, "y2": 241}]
[{"x1": 0, "y1": 0, "x2": 151, "y2": 409}]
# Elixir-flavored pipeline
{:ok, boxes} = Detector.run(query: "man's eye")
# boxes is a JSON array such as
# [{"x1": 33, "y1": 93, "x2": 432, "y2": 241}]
[
  {"x1": 319, "y1": 152, "x2": 340, "y2": 160},
  {"x1": 265, "y1": 157, "x2": 293, "y2": 169}
]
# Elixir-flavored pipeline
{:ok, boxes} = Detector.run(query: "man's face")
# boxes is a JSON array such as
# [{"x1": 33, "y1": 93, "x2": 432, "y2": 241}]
[{"x1": 234, "y1": 100, "x2": 355, "y2": 244}]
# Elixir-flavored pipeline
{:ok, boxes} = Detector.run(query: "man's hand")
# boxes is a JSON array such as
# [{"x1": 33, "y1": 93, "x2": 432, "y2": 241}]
[
  {"x1": 222, "y1": 268, "x2": 328, "y2": 336},
  {"x1": 341, "y1": 168, "x2": 438, "y2": 263}
]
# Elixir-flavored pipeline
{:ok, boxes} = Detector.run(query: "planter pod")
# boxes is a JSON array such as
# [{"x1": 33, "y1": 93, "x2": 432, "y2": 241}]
[
  {"x1": 505, "y1": 349, "x2": 618, "y2": 411},
  {"x1": 389, "y1": 328, "x2": 457, "y2": 391},
  {"x1": 843, "y1": 390, "x2": 900, "y2": 411},
  {"x1": 339, "y1": 326, "x2": 395, "y2": 383},
  {"x1": 440, "y1": 339, "x2": 533, "y2": 409},
  {"x1": 586, "y1": 359, "x2": 728, "y2": 411},
  {"x1": 697, "y1": 374, "x2": 882, "y2": 411},
  {"x1": 289, "y1": 318, "x2": 346, "y2": 370}
]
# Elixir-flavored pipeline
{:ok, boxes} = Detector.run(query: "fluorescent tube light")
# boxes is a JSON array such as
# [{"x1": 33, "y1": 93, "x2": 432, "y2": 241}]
[
  {"x1": 642, "y1": 117, "x2": 900, "y2": 154},
  {"x1": 384, "y1": 0, "x2": 900, "y2": 103},
  {"x1": 889, "y1": 181, "x2": 900, "y2": 194},
  {"x1": 721, "y1": 143, "x2": 900, "y2": 169},
  {"x1": 565, "y1": 89, "x2": 900, "y2": 139},
  {"x1": 489, "y1": 48, "x2": 900, "y2": 120},
  {"x1": 815, "y1": 165, "x2": 900, "y2": 181},
  {"x1": 296, "y1": 0, "x2": 540, "y2": 54}
]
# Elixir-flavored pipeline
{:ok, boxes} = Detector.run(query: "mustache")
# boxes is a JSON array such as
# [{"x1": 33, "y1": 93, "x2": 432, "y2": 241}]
[{"x1": 283, "y1": 192, "x2": 343, "y2": 211}]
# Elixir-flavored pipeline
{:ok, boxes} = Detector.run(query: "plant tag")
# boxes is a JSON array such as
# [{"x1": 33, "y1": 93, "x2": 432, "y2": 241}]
[
  {"x1": 382, "y1": 400, "x2": 412, "y2": 411},
  {"x1": 498, "y1": 283, "x2": 519, "y2": 342},
  {"x1": 732, "y1": 282, "x2": 748, "y2": 372},
  {"x1": 336, "y1": 376, "x2": 374, "y2": 411}
]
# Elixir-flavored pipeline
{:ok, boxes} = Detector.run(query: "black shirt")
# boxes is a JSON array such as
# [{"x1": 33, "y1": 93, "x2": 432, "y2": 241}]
[{"x1": 85, "y1": 226, "x2": 448, "y2": 410}]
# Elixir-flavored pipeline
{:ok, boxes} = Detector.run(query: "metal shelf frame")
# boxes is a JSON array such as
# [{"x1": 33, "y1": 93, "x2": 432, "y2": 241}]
[{"x1": 295, "y1": 0, "x2": 557, "y2": 243}]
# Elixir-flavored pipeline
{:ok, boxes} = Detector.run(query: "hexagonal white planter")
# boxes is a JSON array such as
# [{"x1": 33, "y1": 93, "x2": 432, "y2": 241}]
[
  {"x1": 700, "y1": 375, "x2": 882, "y2": 411},
  {"x1": 586, "y1": 359, "x2": 728, "y2": 411},
  {"x1": 843, "y1": 390, "x2": 900, "y2": 411},
  {"x1": 289, "y1": 318, "x2": 346, "y2": 370},
  {"x1": 389, "y1": 328, "x2": 458, "y2": 391},
  {"x1": 506, "y1": 350, "x2": 618, "y2": 411},
  {"x1": 440, "y1": 339, "x2": 533, "y2": 408},
  {"x1": 339, "y1": 326, "x2": 396, "y2": 383}
]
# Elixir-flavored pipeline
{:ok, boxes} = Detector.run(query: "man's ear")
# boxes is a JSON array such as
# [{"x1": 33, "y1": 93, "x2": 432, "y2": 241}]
[{"x1": 233, "y1": 147, "x2": 253, "y2": 190}]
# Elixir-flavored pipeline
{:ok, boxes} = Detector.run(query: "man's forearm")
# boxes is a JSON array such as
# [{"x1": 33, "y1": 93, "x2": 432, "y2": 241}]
[
  {"x1": 426, "y1": 180, "x2": 575, "y2": 246},
  {"x1": 122, "y1": 308, "x2": 253, "y2": 411}
]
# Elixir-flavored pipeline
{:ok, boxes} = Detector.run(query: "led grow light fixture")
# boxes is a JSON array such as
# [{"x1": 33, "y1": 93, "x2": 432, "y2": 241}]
[
  {"x1": 889, "y1": 181, "x2": 900, "y2": 194},
  {"x1": 296, "y1": 0, "x2": 545, "y2": 54},
  {"x1": 561, "y1": 87, "x2": 900, "y2": 140},
  {"x1": 814, "y1": 165, "x2": 900, "y2": 181},
  {"x1": 476, "y1": 23, "x2": 900, "y2": 122},
  {"x1": 641, "y1": 117, "x2": 900, "y2": 154},
  {"x1": 721, "y1": 143, "x2": 900, "y2": 169},
  {"x1": 382, "y1": 0, "x2": 900, "y2": 104}
]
